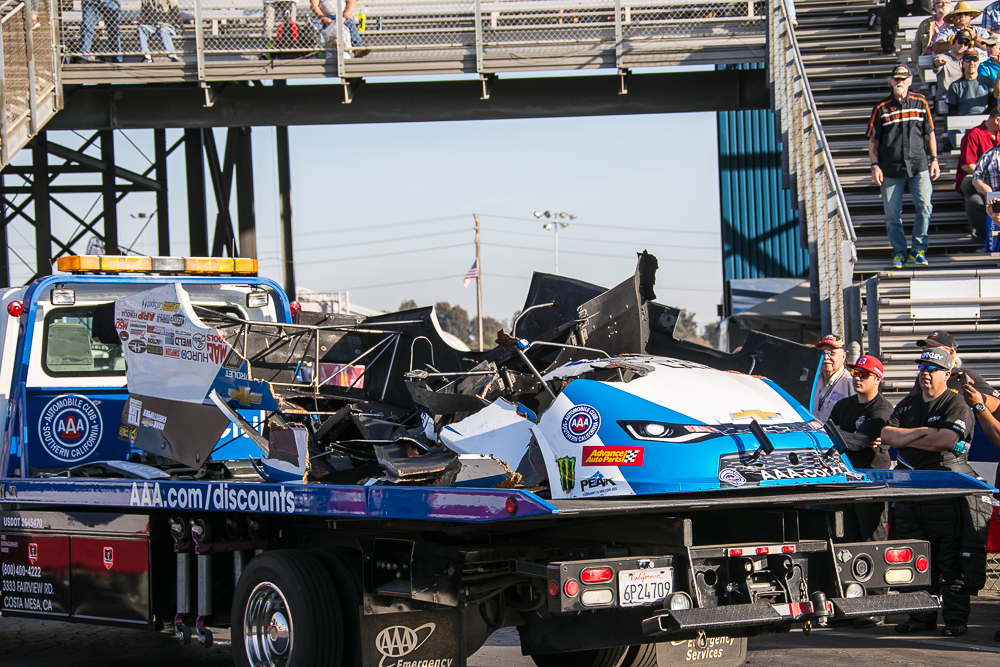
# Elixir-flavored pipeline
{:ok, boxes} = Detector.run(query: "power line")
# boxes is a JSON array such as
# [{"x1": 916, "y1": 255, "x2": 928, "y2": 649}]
[
  {"x1": 291, "y1": 227, "x2": 468, "y2": 253},
  {"x1": 481, "y1": 242, "x2": 716, "y2": 263},
  {"x1": 262, "y1": 214, "x2": 472, "y2": 239},
  {"x1": 480, "y1": 226, "x2": 717, "y2": 251},
  {"x1": 292, "y1": 242, "x2": 470, "y2": 266},
  {"x1": 479, "y1": 213, "x2": 718, "y2": 235}
]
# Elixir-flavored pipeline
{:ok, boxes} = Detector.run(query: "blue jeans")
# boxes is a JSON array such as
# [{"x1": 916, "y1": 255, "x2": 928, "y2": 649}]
[
  {"x1": 344, "y1": 17, "x2": 362, "y2": 47},
  {"x1": 880, "y1": 171, "x2": 932, "y2": 255},
  {"x1": 80, "y1": 0, "x2": 122, "y2": 62},
  {"x1": 137, "y1": 25, "x2": 176, "y2": 54}
]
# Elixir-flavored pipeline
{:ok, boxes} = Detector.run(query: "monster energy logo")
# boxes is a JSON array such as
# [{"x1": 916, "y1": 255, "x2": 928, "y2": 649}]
[{"x1": 556, "y1": 456, "x2": 576, "y2": 494}]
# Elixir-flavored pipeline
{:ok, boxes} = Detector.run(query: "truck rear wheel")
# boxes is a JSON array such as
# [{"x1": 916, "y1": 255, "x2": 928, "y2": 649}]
[
  {"x1": 530, "y1": 646, "x2": 629, "y2": 667},
  {"x1": 232, "y1": 550, "x2": 344, "y2": 667},
  {"x1": 311, "y1": 548, "x2": 364, "y2": 667},
  {"x1": 621, "y1": 644, "x2": 657, "y2": 667}
]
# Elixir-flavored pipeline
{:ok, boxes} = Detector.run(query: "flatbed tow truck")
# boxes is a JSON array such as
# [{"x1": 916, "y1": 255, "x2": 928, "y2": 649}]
[{"x1": 0, "y1": 254, "x2": 993, "y2": 667}]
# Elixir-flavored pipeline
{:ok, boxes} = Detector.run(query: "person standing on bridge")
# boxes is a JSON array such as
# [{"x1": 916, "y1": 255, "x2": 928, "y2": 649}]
[
  {"x1": 79, "y1": 0, "x2": 123, "y2": 63},
  {"x1": 867, "y1": 65, "x2": 940, "y2": 269}
]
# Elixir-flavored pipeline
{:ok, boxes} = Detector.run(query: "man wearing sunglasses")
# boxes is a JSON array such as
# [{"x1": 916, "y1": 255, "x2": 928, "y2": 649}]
[
  {"x1": 811, "y1": 334, "x2": 855, "y2": 423},
  {"x1": 882, "y1": 347, "x2": 981, "y2": 637}
]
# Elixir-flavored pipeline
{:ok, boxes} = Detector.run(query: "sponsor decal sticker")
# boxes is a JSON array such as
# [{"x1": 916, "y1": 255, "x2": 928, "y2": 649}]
[
  {"x1": 719, "y1": 468, "x2": 746, "y2": 486},
  {"x1": 38, "y1": 394, "x2": 104, "y2": 462},
  {"x1": 730, "y1": 410, "x2": 779, "y2": 421},
  {"x1": 855, "y1": 416, "x2": 866, "y2": 429},
  {"x1": 580, "y1": 471, "x2": 617, "y2": 494},
  {"x1": 561, "y1": 404, "x2": 601, "y2": 443},
  {"x1": 582, "y1": 446, "x2": 644, "y2": 466},
  {"x1": 374, "y1": 623, "x2": 437, "y2": 667},
  {"x1": 146, "y1": 344, "x2": 163, "y2": 356},
  {"x1": 103, "y1": 547, "x2": 114, "y2": 570},
  {"x1": 164, "y1": 347, "x2": 180, "y2": 358},
  {"x1": 118, "y1": 330, "x2": 129, "y2": 342},
  {"x1": 27, "y1": 543, "x2": 38, "y2": 565},
  {"x1": 171, "y1": 314, "x2": 185, "y2": 327},
  {"x1": 192, "y1": 333, "x2": 206, "y2": 350},
  {"x1": 556, "y1": 456, "x2": 576, "y2": 494},
  {"x1": 128, "y1": 339, "x2": 146, "y2": 354},
  {"x1": 228, "y1": 386, "x2": 262, "y2": 406}
]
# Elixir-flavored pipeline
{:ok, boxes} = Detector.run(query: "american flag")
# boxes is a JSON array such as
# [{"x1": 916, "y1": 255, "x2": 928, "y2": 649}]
[{"x1": 463, "y1": 259, "x2": 479, "y2": 288}]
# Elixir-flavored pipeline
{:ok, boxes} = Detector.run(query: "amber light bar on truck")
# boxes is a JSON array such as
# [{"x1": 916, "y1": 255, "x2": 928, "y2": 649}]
[{"x1": 56, "y1": 255, "x2": 258, "y2": 275}]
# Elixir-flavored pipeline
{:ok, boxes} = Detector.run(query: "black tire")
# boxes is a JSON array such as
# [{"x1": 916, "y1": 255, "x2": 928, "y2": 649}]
[
  {"x1": 232, "y1": 549, "x2": 343, "y2": 667},
  {"x1": 311, "y1": 548, "x2": 364, "y2": 667},
  {"x1": 621, "y1": 644, "x2": 657, "y2": 667},
  {"x1": 530, "y1": 646, "x2": 629, "y2": 667}
]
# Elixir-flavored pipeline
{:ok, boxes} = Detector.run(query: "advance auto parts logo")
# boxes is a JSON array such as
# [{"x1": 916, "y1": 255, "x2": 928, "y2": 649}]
[
  {"x1": 582, "y1": 446, "x2": 644, "y2": 467},
  {"x1": 561, "y1": 404, "x2": 600, "y2": 443},
  {"x1": 375, "y1": 623, "x2": 448, "y2": 667},
  {"x1": 38, "y1": 394, "x2": 103, "y2": 462}
]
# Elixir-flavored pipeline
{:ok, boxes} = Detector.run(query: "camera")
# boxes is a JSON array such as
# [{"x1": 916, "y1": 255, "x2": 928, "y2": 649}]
[{"x1": 991, "y1": 199, "x2": 1000, "y2": 214}]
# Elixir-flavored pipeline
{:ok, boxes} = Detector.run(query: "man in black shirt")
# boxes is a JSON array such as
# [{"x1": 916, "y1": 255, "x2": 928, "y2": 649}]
[
  {"x1": 883, "y1": 347, "x2": 981, "y2": 637},
  {"x1": 830, "y1": 354, "x2": 893, "y2": 542},
  {"x1": 913, "y1": 330, "x2": 1000, "y2": 399},
  {"x1": 867, "y1": 64, "x2": 940, "y2": 268}
]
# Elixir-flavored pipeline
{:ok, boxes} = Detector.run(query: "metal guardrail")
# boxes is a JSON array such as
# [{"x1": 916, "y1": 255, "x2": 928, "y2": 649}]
[
  {"x1": 56, "y1": 0, "x2": 765, "y2": 84},
  {"x1": 0, "y1": 0, "x2": 61, "y2": 168},
  {"x1": 767, "y1": 0, "x2": 856, "y2": 336}
]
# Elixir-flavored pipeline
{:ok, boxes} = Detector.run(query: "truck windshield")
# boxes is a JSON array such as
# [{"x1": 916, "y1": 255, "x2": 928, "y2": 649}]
[{"x1": 42, "y1": 305, "x2": 125, "y2": 377}]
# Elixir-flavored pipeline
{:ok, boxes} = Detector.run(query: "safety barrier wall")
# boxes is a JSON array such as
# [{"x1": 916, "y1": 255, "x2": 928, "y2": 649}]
[
  {"x1": 56, "y1": 0, "x2": 765, "y2": 79},
  {"x1": 767, "y1": 0, "x2": 855, "y2": 336},
  {"x1": 0, "y1": 0, "x2": 61, "y2": 169}
]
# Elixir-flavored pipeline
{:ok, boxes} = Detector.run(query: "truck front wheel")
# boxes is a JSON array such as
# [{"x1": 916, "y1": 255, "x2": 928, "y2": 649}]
[{"x1": 232, "y1": 550, "x2": 344, "y2": 667}]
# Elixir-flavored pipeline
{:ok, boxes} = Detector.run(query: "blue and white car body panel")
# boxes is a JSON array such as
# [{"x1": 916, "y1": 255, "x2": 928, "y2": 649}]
[{"x1": 532, "y1": 356, "x2": 858, "y2": 500}]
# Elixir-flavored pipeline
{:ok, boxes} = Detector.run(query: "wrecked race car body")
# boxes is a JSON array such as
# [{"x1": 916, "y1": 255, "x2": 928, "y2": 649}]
[{"x1": 0, "y1": 253, "x2": 994, "y2": 667}]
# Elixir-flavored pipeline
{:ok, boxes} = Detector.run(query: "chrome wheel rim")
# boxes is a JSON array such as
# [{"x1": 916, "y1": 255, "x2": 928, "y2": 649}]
[{"x1": 244, "y1": 581, "x2": 293, "y2": 667}]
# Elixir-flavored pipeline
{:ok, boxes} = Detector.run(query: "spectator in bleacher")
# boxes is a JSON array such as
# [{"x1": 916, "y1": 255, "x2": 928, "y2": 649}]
[
  {"x1": 981, "y1": 0, "x2": 1000, "y2": 33},
  {"x1": 79, "y1": 0, "x2": 123, "y2": 63},
  {"x1": 868, "y1": 64, "x2": 940, "y2": 269},
  {"x1": 882, "y1": 0, "x2": 934, "y2": 56},
  {"x1": 977, "y1": 34, "x2": 1000, "y2": 83},
  {"x1": 311, "y1": 0, "x2": 368, "y2": 58},
  {"x1": 136, "y1": 0, "x2": 181, "y2": 62},
  {"x1": 971, "y1": 141, "x2": 1000, "y2": 242},
  {"x1": 934, "y1": 27, "x2": 976, "y2": 108},
  {"x1": 913, "y1": 0, "x2": 953, "y2": 84},
  {"x1": 263, "y1": 0, "x2": 296, "y2": 50},
  {"x1": 931, "y1": 1, "x2": 989, "y2": 56},
  {"x1": 957, "y1": 106, "x2": 1000, "y2": 243},
  {"x1": 947, "y1": 51, "x2": 1000, "y2": 114}
]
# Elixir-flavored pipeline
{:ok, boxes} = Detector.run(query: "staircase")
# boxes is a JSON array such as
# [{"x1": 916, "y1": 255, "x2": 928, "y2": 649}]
[{"x1": 777, "y1": 0, "x2": 1000, "y2": 390}]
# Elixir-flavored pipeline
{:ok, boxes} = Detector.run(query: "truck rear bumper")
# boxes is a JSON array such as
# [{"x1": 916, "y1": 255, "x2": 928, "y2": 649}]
[{"x1": 641, "y1": 591, "x2": 939, "y2": 636}]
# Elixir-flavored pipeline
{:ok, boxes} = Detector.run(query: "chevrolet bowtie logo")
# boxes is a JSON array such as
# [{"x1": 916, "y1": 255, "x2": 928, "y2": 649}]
[
  {"x1": 730, "y1": 409, "x2": 779, "y2": 420},
  {"x1": 228, "y1": 385, "x2": 262, "y2": 406}
]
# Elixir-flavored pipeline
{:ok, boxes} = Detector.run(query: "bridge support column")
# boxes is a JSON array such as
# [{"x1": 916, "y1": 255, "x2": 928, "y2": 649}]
[
  {"x1": 276, "y1": 125, "x2": 295, "y2": 300},
  {"x1": 235, "y1": 127, "x2": 256, "y2": 259},
  {"x1": 155, "y1": 129, "x2": 171, "y2": 255},
  {"x1": 185, "y1": 128, "x2": 209, "y2": 256}
]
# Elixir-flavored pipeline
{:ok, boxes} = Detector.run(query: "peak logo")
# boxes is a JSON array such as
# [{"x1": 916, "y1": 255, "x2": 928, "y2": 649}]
[{"x1": 580, "y1": 471, "x2": 617, "y2": 491}]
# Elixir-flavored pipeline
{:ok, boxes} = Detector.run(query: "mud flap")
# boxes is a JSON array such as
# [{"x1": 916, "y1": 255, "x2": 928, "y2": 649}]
[
  {"x1": 361, "y1": 608, "x2": 466, "y2": 667},
  {"x1": 656, "y1": 636, "x2": 746, "y2": 667}
]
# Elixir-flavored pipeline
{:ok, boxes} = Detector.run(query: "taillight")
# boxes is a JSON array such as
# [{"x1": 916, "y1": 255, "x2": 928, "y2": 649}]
[
  {"x1": 729, "y1": 548, "x2": 743, "y2": 557},
  {"x1": 505, "y1": 497, "x2": 518, "y2": 516},
  {"x1": 915, "y1": 556, "x2": 929, "y2": 573},
  {"x1": 581, "y1": 567, "x2": 613, "y2": 584},
  {"x1": 6, "y1": 301, "x2": 23, "y2": 317},
  {"x1": 548, "y1": 580, "x2": 559, "y2": 597},
  {"x1": 756, "y1": 547, "x2": 769, "y2": 555},
  {"x1": 885, "y1": 548, "x2": 913, "y2": 563},
  {"x1": 782, "y1": 545, "x2": 796, "y2": 554},
  {"x1": 564, "y1": 580, "x2": 579, "y2": 597}
]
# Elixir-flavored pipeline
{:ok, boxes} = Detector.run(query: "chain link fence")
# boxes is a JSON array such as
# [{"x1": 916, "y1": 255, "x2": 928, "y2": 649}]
[
  {"x1": 2, "y1": 1, "x2": 31, "y2": 133},
  {"x1": 54, "y1": 0, "x2": 763, "y2": 65},
  {"x1": 768, "y1": 0, "x2": 856, "y2": 337}
]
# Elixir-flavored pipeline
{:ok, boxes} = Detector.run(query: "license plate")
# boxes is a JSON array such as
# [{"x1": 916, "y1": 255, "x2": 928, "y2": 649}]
[{"x1": 617, "y1": 567, "x2": 673, "y2": 607}]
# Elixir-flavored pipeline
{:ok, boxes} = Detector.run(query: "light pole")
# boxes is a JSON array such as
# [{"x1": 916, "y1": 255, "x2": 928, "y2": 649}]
[{"x1": 533, "y1": 210, "x2": 577, "y2": 275}]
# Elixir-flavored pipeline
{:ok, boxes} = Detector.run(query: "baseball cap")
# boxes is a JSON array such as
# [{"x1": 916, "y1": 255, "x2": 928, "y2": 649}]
[
  {"x1": 890, "y1": 64, "x2": 912, "y2": 79},
  {"x1": 815, "y1": 334, "x2": 844, "y2": 350},
  {"x1": 848, "y1": 355, "x2": 884, "y2": 379},
  {"x1": 916, "y1": 347, "x2": 954, "y2": 370},
  {"x1": 956, "y1": 27, "x2": 976, "y2": 44},
  {"x1": 985, "y1": 33, "x2": 1000, "y2": 45},
  {"x1": 916, "y1": 330, "x2": 957, "y2": 348},
  {"x1": 963, "y1": 50, "x2": 981, "y2": 61}
]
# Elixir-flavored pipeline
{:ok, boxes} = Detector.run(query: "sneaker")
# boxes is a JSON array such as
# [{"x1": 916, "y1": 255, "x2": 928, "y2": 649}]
[
  {"x1": 910, "y1": 249, "x2": 929, "y2": 266},
  {"x1": 343, "y1": 51, "x2": 352, "y2": 59},
  {"x1": 355, "y1": 48, "x2": 370, "y2": 57},
  {"x1": 891, "y1": 254, "x2": 905, "y2": 269},
  {"x1": 143, "y1": 53, "x2": 152, "y2": 63},
  {"x1": 168, "y1": 54, "x2": 179, "y2": 62}
]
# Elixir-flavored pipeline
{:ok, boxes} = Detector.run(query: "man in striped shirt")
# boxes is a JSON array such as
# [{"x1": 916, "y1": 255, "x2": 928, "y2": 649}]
[
  {"x1": 970, "y1": 142, "x2": 1000, "y2": 247},
  {"x1": 867, "y1": 65, "x2": 940, "y2": 269}
]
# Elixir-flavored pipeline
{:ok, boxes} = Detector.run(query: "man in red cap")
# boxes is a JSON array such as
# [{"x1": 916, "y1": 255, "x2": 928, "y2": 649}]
[
  {"x1": 812, "y1": 335, "x2": 855, "y2": 423},
  {"x1": 829, "y1": 354, "x2": 894, "y2": 628}
]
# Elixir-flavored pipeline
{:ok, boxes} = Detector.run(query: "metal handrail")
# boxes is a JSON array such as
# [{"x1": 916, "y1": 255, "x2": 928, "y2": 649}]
[{"x1": 774, "y1": 0, "x2": 855, "y2": 246}]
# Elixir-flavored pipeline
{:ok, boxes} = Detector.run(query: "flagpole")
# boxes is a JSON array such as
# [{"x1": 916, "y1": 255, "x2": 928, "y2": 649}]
[{"x1": 474, "y1": 213, "x2": 483, "y2": 352}]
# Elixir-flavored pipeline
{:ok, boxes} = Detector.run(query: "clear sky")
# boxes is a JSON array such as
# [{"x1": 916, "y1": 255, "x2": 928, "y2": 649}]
[{"x1": 5, "y1": 108, "x2": 723, "y2": 328}]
